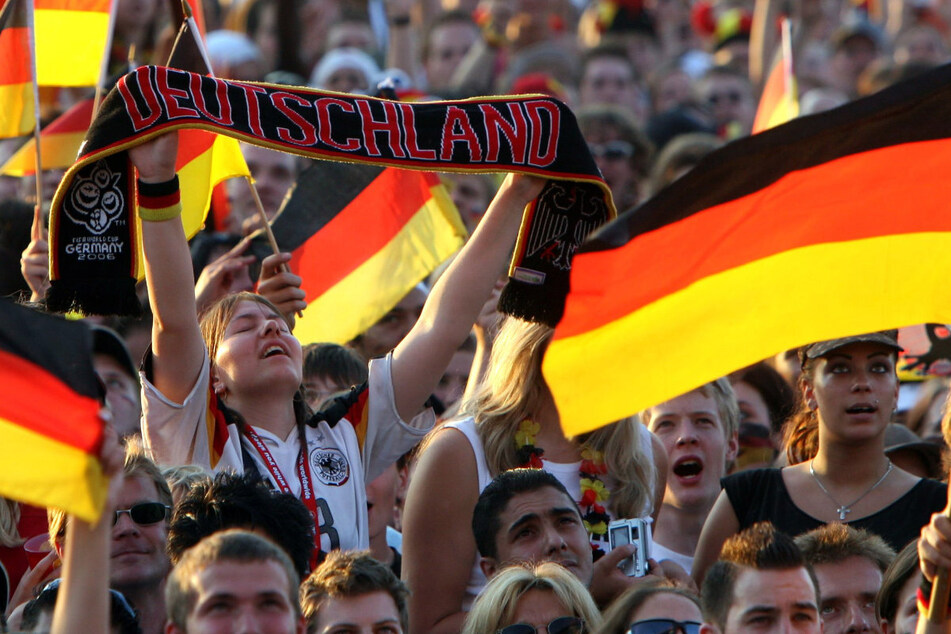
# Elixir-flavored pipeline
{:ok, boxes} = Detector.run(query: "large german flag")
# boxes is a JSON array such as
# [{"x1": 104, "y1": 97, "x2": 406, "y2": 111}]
[
  {"x1": 1, "y1": 97, "x2": 92, "y2": 175},
  {"x1": 0, "y1": 0, "x2": 34, "y2": 138},
  {"x1": 258, "y1": 162, "x2": 466, "y2": 345},
  {"x1": 0, "y1": 299, "x2": 107, "y2": 522},
  {"x1": 543, "y1": 63, "x2": 951, "y2": 436},
  {"x1": 34, "y1": 0, "x2": 111, "y2": 86}
]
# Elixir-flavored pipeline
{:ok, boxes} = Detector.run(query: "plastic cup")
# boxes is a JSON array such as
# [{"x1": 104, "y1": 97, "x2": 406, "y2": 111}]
[{"x1": 23, "y1": 532, "x2": 52, "y2": 569}]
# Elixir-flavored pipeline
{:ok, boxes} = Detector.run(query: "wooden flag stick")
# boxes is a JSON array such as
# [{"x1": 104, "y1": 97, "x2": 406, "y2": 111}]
[
  {"x1": 245, "y1": 175, "x2": 303, "y2": 319},
  {"x1": 25, "y1": 0, "x2": 43, "y2": 240}
]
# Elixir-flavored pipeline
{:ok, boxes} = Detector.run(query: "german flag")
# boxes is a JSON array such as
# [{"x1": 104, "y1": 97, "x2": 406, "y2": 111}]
[
  {"x1": 258, "y1": 162, "x2": 466, "y2": 345},
  {"x1": 752, "y1": 53, "x2": 798, "y2": 134},
  {"x1": 543, "y1": 63, "x2": 951, "y2": 436},
  {"x1": 0, "y1": 0, "x2": 34, "y2": 138},
  {"x1": 0, "y1": 299, "x2": 107, "y2": 522},
  {"x1": 34, "y1": 0, "x2": 111, "y2": 86},
  {"x1": 1, "y1": 97, "x2": 91, "y2": 175}
]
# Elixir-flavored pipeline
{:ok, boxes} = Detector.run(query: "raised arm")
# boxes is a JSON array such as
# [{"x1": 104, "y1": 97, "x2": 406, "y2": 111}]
[
  {"x1": 691, "y1": 489, "x2": 740, "y2": 586},
  {"x1": 130, "y1": 133, "x2": 206, "y2": 404},
  {"x1": 390, "y1": 174, "x2": 545, "y2": 422}
]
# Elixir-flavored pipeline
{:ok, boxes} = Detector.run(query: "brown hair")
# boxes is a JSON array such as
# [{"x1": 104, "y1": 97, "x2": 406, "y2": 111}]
[
  {"x1": 596, "y1": 582, "x2": 700, "y2": 634},
  {"x1": 794, "y1": 522, "x2": 895, "y2": 572},
  {"x1": 300, "y1": 550, "x2": 409, "y2": 633}
]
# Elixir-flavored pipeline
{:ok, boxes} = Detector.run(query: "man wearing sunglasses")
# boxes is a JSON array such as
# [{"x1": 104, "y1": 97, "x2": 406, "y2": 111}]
[
  {"x1": 49, "y1": 450, "x2": 173, "y2": 634},
  {"x1": 700, "y1": 523, "x2": 821, "y2": 634}
]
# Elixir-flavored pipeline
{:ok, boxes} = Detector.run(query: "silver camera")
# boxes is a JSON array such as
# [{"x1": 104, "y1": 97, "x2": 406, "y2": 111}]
[{"x1": 607, "y1": 518, "x2": 651, "y2": 577}]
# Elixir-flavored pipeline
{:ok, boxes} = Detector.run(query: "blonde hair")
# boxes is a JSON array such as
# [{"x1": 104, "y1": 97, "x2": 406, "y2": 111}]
[
  {"x1": 462, "y1": 562, "x2": 602, "y2": 634},
  {"x1": 162, "y1": 464, "x2": 212, "y2": 506},
  {"x1": 0, "y1": 498, "x2": 22, "y2": 547},
  {"x1": 463, "y1": 317, "x2": 654, "y2": 519}
]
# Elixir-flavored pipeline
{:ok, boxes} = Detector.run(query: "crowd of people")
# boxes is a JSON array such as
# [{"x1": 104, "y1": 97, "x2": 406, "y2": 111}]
[{"x1": 3, "y1": 0, "x2": 951, "y2": 632}]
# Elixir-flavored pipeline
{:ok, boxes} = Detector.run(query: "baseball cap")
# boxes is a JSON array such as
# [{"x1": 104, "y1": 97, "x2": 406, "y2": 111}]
[
  {"x1": 90, "y1": 324, "x2": 139, "y2": 382},
  {"x1": 799, "y1": 330, "x2": 903, "y2": 366}
]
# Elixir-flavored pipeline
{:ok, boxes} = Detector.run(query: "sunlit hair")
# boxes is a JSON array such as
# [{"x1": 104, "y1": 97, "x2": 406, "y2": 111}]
[
  {"x1": 794, "y1": 522, "x2": 895, "y2": 572},
  {"x1": 462, "y1": 562, "x2": 602, "y2": 634},
  {"x1": 462, "y1": 316, "x2": 655, "y2": 519},
  {"x1": 0, "y1": 498, "x2": 21, "y2": 547},
  {"x1": 595, "y1": 582, "x2": 700, "y2": 634},
  {"x1": 877, "y1": 541, "x2": 920, "y2": 624},
  {"x1": 198, "y1": 291, "x2": 311, "y2": 430},
  {"x1": 162, "y1": 464, "x2": 211, "y2": 506},
  {"x1": 300, "y1": 550, "x2": 409, "y2": 633},
  {"x1": 165, "y1": 529, "x2": 300, "y2": 630},
  {"x1": 782, "y1": 345, "x2": 898, "y2": 465},
  {"x1": 639, "y1": 378, "x2": 740, "y2": 444}
]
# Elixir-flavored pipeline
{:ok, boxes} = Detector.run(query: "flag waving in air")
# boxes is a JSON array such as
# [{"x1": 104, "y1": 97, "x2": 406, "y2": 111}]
[
  {"x1": 752, "y1": 18, "x2": 798, "y2": 134},
  {"x1": 255, "y1": 161, "x2": 466, "y2": 345},
  {"x1": 34, "y1": 0, "x2": 112, "y2": 86},
  {"x1": 0, "y1": 0, "x2": 34, "y2": 137},
  {"x1": 0, "y1": 299, "x2": 108, "y2": 522},
  {"x1": 1, "y1": 97, "x2": 93, "y2": 175},
  {"x1": 543, "y1": 62, "x2": 951, "y2": 436}
]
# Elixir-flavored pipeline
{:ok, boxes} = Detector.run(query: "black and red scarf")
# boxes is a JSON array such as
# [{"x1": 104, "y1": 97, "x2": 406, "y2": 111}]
[{"x1": 49, "y1": 66, "x2": 616, "y2": 324}]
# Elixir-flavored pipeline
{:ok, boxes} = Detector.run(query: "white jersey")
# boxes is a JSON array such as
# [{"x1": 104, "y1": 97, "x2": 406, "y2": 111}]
[{"x1": 141, "y1": 349, "x2": 434, "y2": 553}]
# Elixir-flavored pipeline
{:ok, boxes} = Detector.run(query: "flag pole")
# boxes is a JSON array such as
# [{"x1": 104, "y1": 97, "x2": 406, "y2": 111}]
[
  {"x1": 780, "y1": 17, "x2": 794, "y2": 104},
  {"x1": 92, "y1": 0, "x2": 119, "y2": 117},
  {"x1": 25, "y1": 0, "x2": 43, "y2": 241}
]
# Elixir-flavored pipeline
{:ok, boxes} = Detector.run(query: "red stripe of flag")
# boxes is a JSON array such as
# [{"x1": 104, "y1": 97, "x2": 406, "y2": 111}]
[
  {"x1": 290, "y1": 169, "x2": 437, "y2": 301},
  {"x1": 0, "y1": 347, "x2": 102, "y2": 452}
]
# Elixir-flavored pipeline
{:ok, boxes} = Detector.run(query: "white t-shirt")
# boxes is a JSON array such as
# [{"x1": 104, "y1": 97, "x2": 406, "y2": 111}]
[
  {"x1": 140, "y1": 349, "x2": 433, "y2": 553},
  {"x1": 649, "y1": 541, "x2": 694, "y2": 575}
]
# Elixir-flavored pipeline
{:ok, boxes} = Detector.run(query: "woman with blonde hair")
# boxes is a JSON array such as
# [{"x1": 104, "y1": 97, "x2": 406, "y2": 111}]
[
  {"x1": 462, "y1": 562, "x2": 602, "y2": 634},
  {"x1": 403, "y1": 315, "x2": 667, "y2": 633}
]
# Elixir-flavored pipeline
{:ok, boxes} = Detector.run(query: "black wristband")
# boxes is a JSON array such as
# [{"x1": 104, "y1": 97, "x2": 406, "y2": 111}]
[
  {"x1": 389, "y1": 14, "x2": 410, "y2": 26},
  {"x1": 137, "y1": 175, "x2": 179, "y2": 197}
]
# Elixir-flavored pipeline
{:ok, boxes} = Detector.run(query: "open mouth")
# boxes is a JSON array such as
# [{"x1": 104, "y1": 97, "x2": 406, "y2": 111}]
[
  {"x1": 845, "y1": 403, "x2": 877, "y2": 414},
  {"x1": 672, "y1": 458, "x2": 703, "y2": 479},
  {"x1": 262, "y1": 345, "x2": 286, "y2": 358}
]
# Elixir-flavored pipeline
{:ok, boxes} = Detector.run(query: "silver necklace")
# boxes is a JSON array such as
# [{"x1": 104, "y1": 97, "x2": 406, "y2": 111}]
[{"x1": 809, "y1": 459, "x2": 893, "y2": 521}]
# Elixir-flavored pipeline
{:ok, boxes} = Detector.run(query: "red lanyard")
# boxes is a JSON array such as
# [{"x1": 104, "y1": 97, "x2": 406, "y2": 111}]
[{"x1": 243, "y1": 426, "x2": 320, "y2": 570}]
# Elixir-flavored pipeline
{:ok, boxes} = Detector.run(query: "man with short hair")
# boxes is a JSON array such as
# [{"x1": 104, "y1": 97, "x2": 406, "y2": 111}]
[
  {"x1": 700, "y1": 523, "x2": 821, "y2": 634},
  {"x1": 48, "y1": 449, "x2": 172, "y2": 634},
  {"x1": 300, "y1": 549, "x2": 408, "y2": 634},
  {"x1": 165, "y1": 529, "x2": 305, "y2": 634},
  {"x1": 472, "y1": 469, "x2": 671, "y2": 607},
  {"x1": 794, "y1": 523, "x2": 896, "y2": 634},
  {"x1": 643, "y1": 379, "x2": 739, "y2": 574}
]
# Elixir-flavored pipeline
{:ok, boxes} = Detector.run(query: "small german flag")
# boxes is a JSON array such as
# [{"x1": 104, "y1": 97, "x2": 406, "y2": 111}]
[
  {"x1": 258, "y1": 162, "x2": 466, "y2": 345},
  {"x1": 34, "y1": 0, "x2": 111, "y2": 87},
  {"x1": 0, "y1": 299, "x2": 107, "y2": 522},
  {"x1": 1, "y1": 97, "x2": 92, "y2": 175},
  {"x1": 543, "y1": 62, "x2": 951, "y2": 436},
  {"x1": 0, "y1": 0, "x2": 34, "y2": 138}
]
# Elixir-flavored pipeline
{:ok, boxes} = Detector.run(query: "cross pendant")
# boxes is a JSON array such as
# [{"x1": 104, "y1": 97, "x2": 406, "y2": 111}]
[{"x1": 837, "y1": 506, "x2": 850, "y2": 520}]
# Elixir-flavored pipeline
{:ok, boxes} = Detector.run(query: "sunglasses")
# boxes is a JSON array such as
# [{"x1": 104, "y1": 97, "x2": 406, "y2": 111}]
[
  {"x1": 113, "y1": 502, "x2": 170, "y2": 526},
  {"x1": 500, "y1": 617, "x2": 585, "y2": 634},
  {"x1": 588, "y1": 140, "x2": 634, "y2": 161},
  {"x1": 628, "y1": 619, "x2": 702, "y2": 634}
]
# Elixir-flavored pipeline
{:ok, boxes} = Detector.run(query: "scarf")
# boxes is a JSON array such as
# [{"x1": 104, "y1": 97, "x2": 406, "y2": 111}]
[{"x1": 48, "y1": 66, "x2": 616, "y2": 323}]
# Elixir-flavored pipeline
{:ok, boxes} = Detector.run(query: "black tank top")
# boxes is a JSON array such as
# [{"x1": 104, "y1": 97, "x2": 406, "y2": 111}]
[{"x1": 722, "y1": 468, "x2": 947, "y2": 551}]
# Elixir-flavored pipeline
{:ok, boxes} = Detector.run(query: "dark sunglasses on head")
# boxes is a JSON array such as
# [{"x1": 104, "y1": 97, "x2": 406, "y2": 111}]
[
  {"x1": 629, "y1": 619, "x2": 702, "y2": 634},
  {"x1": 113, "y1": 502, "x2": 170, "y2": 526},
  {"x1": 588, "y1": 140, "x2": 634, "y2": 161},
  {"x1": 500, "y1": 617, "x2": 585, "y2": 634}
]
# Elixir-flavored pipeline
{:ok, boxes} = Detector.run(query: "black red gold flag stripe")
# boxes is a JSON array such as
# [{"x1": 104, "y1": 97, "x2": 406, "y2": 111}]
[
  {"x1": 543, "y1": 62, "x2": 951, "y2": 435},
  {"x1": 253, "y1": 161, "x2": 465, "y2": 345},
  {"x1": 0, "y1": 299, "x2": 107, "y2": 521},
  {"x1": 0, "y1": 0, "x2": 34, "y2": 138}
]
